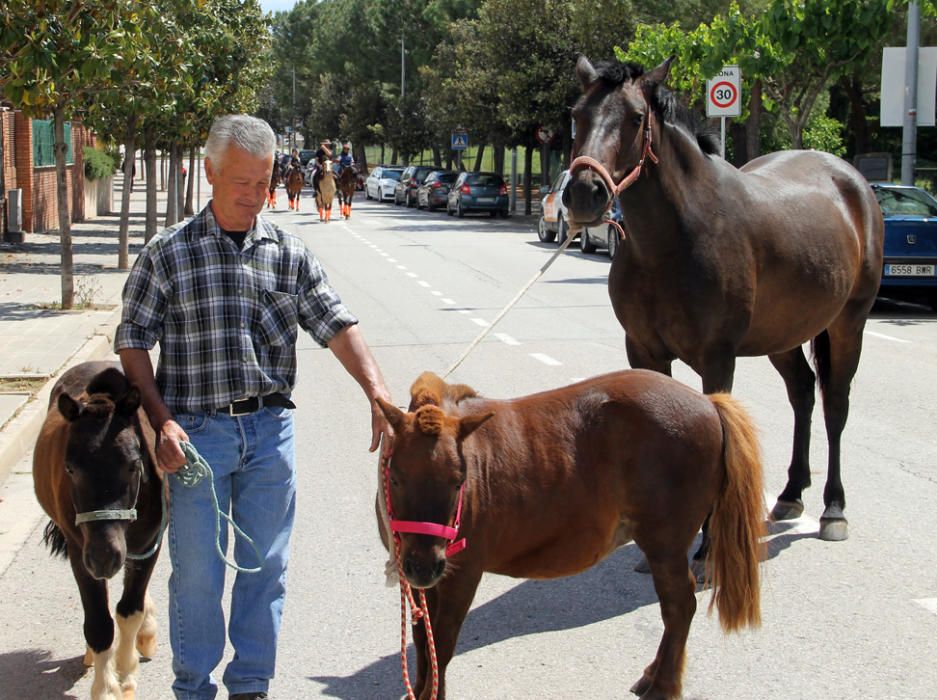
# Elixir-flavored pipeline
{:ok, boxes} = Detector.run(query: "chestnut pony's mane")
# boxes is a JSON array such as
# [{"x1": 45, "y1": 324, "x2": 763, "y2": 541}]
[{"x1": 408, "y1": 372, "x2": 479, "y2": 436}]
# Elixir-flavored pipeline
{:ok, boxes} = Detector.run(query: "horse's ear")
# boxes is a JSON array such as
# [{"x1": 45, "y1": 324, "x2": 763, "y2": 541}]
[
  {"x1": 116, "y1": 386, "x2": 141, "y2": 417},
  {"x1": 576, "y1": 55, "x2": 598, "y2": 89},
  {"x1": 58, "y1": 393, "x2": 81, "y2": 422},
  {"x1": 458, "y1": 412, "x2": 494, "y2": 441},
  {"x1": 375, "y1": 397, "x2": 407, "y2": 432},
  {"x1": 641, "y1": 56, "x2": 674, "y2": 90}
]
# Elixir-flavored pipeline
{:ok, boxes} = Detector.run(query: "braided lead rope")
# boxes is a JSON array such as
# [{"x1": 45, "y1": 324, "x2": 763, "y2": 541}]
[
  {"x1": 382, "y1": 451, "x2": 441, "y2": 700},
  {"x1": 177, "y1": 441, "x2": 264, "y2": 574}
]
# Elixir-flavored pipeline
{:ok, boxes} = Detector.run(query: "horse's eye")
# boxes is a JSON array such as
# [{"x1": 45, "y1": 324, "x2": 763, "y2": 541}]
[
  {"x1": 632, "y1": 115, "x2": 644, "y2": 127},
  {"x1": 64, "y1": 462, "x2": 74, "y2": 475},
  {"x1": 130, "y1": 459, "x2": 143, "y2": 472},
  {"x1": 389, "y1": 475, "x2": 400, "y2": 488}
]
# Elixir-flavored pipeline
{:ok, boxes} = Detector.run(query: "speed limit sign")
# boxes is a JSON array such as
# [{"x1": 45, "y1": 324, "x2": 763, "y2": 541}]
[{"x1": 706, "y1": 65, "x2": 741, "y2": 117}]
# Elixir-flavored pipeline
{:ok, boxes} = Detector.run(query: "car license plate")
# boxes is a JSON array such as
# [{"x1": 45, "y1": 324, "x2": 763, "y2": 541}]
[
  {"x1": 885, "y1": 263, "x2": 936, "y2": 276},
  {"x1": 477, "y1": 196, "x2": 495, "y2": 203}
]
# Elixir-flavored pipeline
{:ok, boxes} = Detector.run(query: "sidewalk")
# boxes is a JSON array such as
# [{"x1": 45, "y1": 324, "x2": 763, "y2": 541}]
[{"x1": 0, "y1": 174, "x2": 171, "y2": 487}]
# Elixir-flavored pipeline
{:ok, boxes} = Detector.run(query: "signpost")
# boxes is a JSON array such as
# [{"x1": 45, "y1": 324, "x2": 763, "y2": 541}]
[
  {"x1": 706, "y1": 65, "x2": 742, "y2": 159},
  {"x1": 451, "y1": 129, "x2": 468, "y2": 170}
]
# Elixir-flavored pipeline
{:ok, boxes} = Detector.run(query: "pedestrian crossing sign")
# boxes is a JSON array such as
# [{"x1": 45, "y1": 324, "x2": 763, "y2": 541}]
[{"x1": 451, "y1": 132, "x2": 469, "y2": 150}]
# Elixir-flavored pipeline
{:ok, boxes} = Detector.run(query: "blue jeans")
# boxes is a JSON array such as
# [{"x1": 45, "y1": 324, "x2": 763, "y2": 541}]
[{"x1": 167, "y1": 406, "x2": 296, "y2": 700}]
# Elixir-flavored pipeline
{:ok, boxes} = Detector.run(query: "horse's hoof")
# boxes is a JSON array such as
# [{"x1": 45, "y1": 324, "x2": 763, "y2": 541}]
[
  {"x1": 135, "y1": 634, "x2": 156, "y2": 659},
  {"x1": 770, "y1": 499, "x2": 804, "y2": 521},
  {"x1": 819, "y1": 516, "x2": 848, "y2": 541},
  {"x1": 630, "y1": 675, "x2": 652, "y2": 696}
]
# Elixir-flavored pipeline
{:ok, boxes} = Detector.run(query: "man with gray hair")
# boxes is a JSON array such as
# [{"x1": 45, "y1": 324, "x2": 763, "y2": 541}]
[{"x1": 115, "y1": 114, "x2": 393, "y2": 700}]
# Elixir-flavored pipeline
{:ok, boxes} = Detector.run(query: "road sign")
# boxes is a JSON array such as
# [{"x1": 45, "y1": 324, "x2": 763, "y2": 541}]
[
  {"x1": 880, "y1": 46, "x2": 937, "y2": 127},
  {"x1": 706, "y1": 65, "x2": 742, "y2": 118},
  {"x1": 451, "y1": 131, "x2": 469, "y2": 150},
  {"x1": 535, "y1": 126, "x2": 554, "y2": 144}
]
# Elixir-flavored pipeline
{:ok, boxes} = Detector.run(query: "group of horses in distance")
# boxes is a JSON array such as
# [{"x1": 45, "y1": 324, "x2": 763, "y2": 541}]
[
  {"x1": 266, "y1": 158, "x2": 357, "y2": 222},
  {"x1": 33, "y1": 55, "x2": 883, "y2": 700}
]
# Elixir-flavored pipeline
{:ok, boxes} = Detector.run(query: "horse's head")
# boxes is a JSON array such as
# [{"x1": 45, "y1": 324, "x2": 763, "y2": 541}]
[
  {"x1": 377, "y1": 396, "x2": 493, "y2": 589},
  {"x1": 564, "y1": 56, "x2": 673, "y2": 227},
  {"x1": 58, "y1": 368, "x2": 148, "y2": 580}
]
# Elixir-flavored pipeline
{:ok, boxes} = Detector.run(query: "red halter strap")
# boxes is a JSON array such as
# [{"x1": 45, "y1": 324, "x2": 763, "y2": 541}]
[
  {"x1": 569, "y1": 107, "x2": 658, "y2": 198},
  {"x1": 384, "y1": 463, "x2": 468, "y2": 558}
]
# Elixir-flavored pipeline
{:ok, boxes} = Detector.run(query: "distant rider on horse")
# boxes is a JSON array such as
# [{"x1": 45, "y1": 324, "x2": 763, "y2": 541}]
[
  {"x1": 336, "y1": 142, "x2": 356, "y2": 176},
  {"x1": 311, "y1": 140, "x2": 333, "y2": 194}
]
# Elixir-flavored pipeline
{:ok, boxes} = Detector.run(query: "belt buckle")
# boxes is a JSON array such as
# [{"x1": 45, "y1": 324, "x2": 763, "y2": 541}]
[{"x1": 228, "y1": 397, "x2": 258, "y2": 417}]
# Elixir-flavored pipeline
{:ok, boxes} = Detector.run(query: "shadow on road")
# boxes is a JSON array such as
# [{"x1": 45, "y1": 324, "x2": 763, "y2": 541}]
[
  {"x1": 0, "y1": 648, "x2": 85, "y2": 699},
  {"x1": 309, "y1": 544, "x2": 660, "y2": 699}
]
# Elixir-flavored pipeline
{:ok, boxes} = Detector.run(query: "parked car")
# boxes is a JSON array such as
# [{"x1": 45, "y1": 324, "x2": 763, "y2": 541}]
[
  {"x1": 446, "y1": 171, "x2": 510, "y2": 217},
  {"x1": 365, "y1": 166, "x2": 403, "y2": 201},
  {"x1": 298, "y1": 149, "x2": 316, "y2": 167},
  {"x1": 416, "y1": 170, "x2": 458, "y2": 210},
  {"x1": 871, "y1": 183, "x2": 937, "y2": 309},
  {"x1": 538, "y1": 169, "x2": 623, "y2": 258},
  {"x1": 394, "y1": 165, "x2": 437, "y2": 207}
]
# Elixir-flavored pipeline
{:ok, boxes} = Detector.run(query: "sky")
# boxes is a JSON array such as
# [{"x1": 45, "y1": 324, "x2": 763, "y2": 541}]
[{"x1": 260, "y1": 0, "x2": 297, "y2": 14}]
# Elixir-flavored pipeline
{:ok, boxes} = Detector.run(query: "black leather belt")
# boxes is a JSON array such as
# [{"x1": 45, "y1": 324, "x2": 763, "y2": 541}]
[{"x1": 219, "y1": 393, "x2": 295, "y2": 416}]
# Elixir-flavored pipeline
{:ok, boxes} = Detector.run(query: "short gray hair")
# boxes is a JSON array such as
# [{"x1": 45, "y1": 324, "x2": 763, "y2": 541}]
[{"x1": 204, "y1": 115, "x2": 275, "y2": 167}]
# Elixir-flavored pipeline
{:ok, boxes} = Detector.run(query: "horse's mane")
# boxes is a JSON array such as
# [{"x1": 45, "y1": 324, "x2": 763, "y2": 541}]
[
  {"x1": 409, "y1": 372, "x2": 478, "y2": 412},
  {"x1": 593, "y1": 60, "x2": 721, "y2": 156},
  {"x1": 82, "y1": 368, "x2": 131, "y2": 416}
]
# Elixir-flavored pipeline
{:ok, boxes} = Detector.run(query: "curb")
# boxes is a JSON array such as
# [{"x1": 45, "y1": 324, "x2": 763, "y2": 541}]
[{"x1": 0, "y1": 306, "x2": 122, "y2": 489}]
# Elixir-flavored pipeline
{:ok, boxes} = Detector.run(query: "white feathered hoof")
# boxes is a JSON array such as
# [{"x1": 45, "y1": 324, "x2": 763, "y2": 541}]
[{"x1": 770, "y1": 499, "x2": 804, "y2": 521}]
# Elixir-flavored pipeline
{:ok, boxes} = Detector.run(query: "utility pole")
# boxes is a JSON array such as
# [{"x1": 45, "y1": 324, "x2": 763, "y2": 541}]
[
  {"x1": 292, "y1": 65, "x2": 297, "y2": 151},
  {"x1": 902, "y1": 1, "x2": 920, "y2": 185},
  {"x1": 400, "y1": 32, "x2": 405, "y2": 99}
]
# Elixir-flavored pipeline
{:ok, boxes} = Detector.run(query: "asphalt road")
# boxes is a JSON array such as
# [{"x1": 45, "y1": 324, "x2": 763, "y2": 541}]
[{"x1": 1, "y1": 191, "x2": 935, "y2": 699}]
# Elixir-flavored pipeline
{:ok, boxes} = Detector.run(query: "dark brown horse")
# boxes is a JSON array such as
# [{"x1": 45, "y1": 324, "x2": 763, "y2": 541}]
[
  {"x1": 285, "y1": 164, "x2": 304, "y2": 211},
  {"x1": 564, "y1": 57, "x2": 883, "y2": 544},
  {"x1": 33, "y1": 361, "x2": 163, "y2": 700},
  {"x1": 337, "y1": 165, "x2": 356, "y2": 219},
  {"x1": 376, "y1": 370, "x2": 764, "y2": 700}
]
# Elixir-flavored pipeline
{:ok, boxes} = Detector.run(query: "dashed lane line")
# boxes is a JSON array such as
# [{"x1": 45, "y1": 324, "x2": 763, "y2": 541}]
[
  {"x1": 914, "y1": 599, "x2": 937, "y2": 616},
  {"x1": 494, "y1": 333, "x2": 521, "y2": 346},
  {"x1": 529, "y1": 353, "x2": 562, "y2": 366},
  {"x1": 864, "y1": 330, "x2": 910, "y2": 344}
]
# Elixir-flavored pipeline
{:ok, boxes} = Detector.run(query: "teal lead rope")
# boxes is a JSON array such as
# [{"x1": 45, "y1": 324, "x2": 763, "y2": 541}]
[
  {"x1": 176, "y1": 441, "x2": 264, "y2": 573},
  {"x1": 127, "y1": 442, "x2": 263, "y2": 574}
]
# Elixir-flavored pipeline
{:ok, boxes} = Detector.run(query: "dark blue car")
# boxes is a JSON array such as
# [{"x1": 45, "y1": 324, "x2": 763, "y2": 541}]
[{"x1": 872, "y1": 183, "x2": 937, "y2": 310}]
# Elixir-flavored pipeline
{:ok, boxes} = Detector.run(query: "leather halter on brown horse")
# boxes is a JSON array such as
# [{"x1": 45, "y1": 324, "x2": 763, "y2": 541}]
[
  {"x1": 564, "y1": 56, "x2": 883, "y2": 548},
  {"x1": 376, "y1": 370, "x2": 764, "y2": 700}
]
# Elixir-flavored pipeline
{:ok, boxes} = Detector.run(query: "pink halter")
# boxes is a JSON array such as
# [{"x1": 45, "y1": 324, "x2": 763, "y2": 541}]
[{"x1": 384, "y1": 463, "x2": 467, "y2": 558}]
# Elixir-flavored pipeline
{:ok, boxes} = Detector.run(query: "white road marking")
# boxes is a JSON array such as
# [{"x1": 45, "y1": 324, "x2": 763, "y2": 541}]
[
  {"x1": 388, "y1": 258, "x2": 397, "y2": 263},
  {"x1": 493, "y1": 333, "x2": 520, "y2": 346},
  {"x1": 442, "y1": 298, "x2": 456, "y2": 305},
  {"x1": 406, "y1": 272, "x2": 419, "y2": 278},
  {"x1": 914, "y1": 599, "x2": 937, "y2": 616},
  {"x1": 397, "y1": 265, "x2": 407, "y2": 270},
  {"x1": 470, "y1": 318, "x2": 490, "y2": 327},
  {"x1": 864, "y1": 330, "x2": 910, "y2": 344},
  {"x1": 529, "y1": 353, "x2": 562, "y2": 366},
  {"x1": 431, "y1": 291, "x2": 443, "y2": 296},
  {"x1": 458, "y1": 309, "x2": 471, "y2": 315},
  {"x1": 417, "y1": 281, "x2": 431, "y2": 288}
]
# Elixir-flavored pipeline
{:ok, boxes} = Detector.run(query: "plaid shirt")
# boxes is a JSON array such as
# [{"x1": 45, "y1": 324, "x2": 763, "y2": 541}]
[{"x1": 115, "y1": 204, "x2": 357, "y2": 413}]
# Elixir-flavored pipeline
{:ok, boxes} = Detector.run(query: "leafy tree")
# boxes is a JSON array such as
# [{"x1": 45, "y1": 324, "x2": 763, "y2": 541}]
[{"x1": 1, "y1": 0, "x2": 151, "y2": 307}]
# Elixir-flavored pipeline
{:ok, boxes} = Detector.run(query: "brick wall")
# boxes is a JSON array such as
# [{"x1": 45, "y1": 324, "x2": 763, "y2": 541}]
[
  {"x1": 0, "y1": 111, "x2": 15, "y2": 237},
  {"x1": 10, "y1": 111, "x2": 89, "y2": 233}
]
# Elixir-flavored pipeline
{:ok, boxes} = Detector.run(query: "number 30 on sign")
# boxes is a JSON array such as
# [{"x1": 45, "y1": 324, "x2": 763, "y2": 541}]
[{"x1": 706, "y1": 66, "x2": 742, "y2": 118}]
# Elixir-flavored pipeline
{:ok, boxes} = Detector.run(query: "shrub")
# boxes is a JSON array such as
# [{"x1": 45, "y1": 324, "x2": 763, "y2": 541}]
[{"x1": 83, "y1": 146, "x2": 117, "y2": 181}]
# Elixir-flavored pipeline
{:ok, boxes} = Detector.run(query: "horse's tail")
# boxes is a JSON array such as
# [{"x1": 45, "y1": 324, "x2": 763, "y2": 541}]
[
  {"x1": 706, "y1": 393, "x2": 765, "y2": 632},
  {"x1": 42, "y1": 520, "x2": 68, "y2": 559}
]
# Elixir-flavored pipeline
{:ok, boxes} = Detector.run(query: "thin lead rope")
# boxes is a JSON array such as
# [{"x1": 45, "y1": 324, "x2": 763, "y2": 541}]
[
  {"x1": 176, "y1": 441, "x2": 264, "y2": 574},
  {"x1": 442, "y1": 232, "x2": 580, "y2": 379}
]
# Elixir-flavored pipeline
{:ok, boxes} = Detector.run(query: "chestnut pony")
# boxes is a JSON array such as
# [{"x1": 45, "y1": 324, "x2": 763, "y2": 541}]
[
  {"x1": 337, "y1": 165, "x2": 356, "y2": 219},
  {"x1": 33, "y1": 362, "x2": 163, "y2": 700},
  {"x1": 316, "y1": 165, "x2": 337, "y2": 222},
  {"x1": 285, "y1": 164, "x2": 304, "y2": 211},
  {"x1": 564, "y1": 58, "x2": 883, "y2": 544},
  {"x1": 376, "y1": 370, "x2": 764, "y2": 700}
]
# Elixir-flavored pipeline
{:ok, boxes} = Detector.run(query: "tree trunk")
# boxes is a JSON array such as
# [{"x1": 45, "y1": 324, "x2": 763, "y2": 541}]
[
  {"x1": 432, "y1": 145, "x2": 441, "y2": 168},
  {"x1": 53, "y1": 106, "x2": 74, "y2": 309},
  {"x1": 176, "y1": 145, "x2": 185, "y2": 219},
  {"x1": 118, "y1": 115, "x2": 137, "y2": 270},
  {"x1": 523, "y1": 145, "x2": 533, "y2": 216},
  {"x1": 0, "y1": 111, "x2": 6, "y2": 239},
  {"x1": 473, "y1": 143, "x2": 485, "y2": 172},
  {"x1": 445, "y1": 153, "x2": 453, "y2": 170},
  {"x1": 144, "y1": 131, "x2": 158, "y2": 242},
  {"x1": 390, "y1": 148, "x2": 397, "y2": 165},
  {"x1": 355, "y1": 143, "x2": 369, "y2": 174},
  {"x1": 380, "y1": 143, "x2": 385, "y2": 165},
  {"x1": 845, "y1": 74, "x2": 868, "y2": 156},
  {"x1": 185, "y1": 147, "x2": 195, "y2": 216},
  {"x1": 745, "y1": 79, "x2": 762, "y2": 163},
  {"x1": 730, "y1": 122, "x2": 747, "y2": 166},
  {"x1": 165, "y1": 144, "x2": 178, "y2": 227},
  {"x1": 160, "y1": 151, "x2": 166, "y2": 190},
  {"x1": 540, "y1": 143, "x2": 551, "y2": 187},
  {"x1": 493, "y1": 144, "x2": 505, "y2": 177}
]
